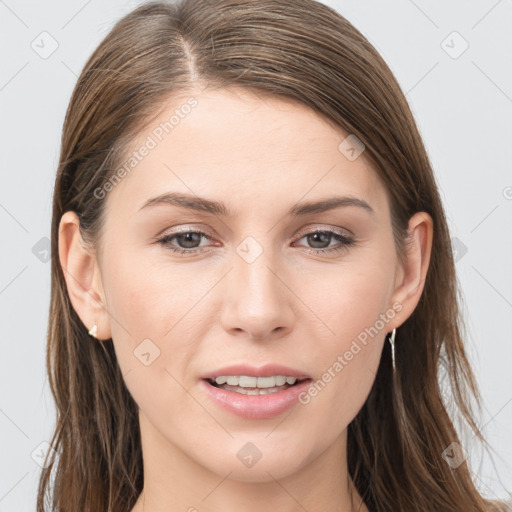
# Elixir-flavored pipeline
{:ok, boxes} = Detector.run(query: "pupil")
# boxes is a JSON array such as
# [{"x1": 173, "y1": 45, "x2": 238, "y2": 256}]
[
  {"x1": 308, "y1": 232, "x2": 330, "y2": 248},
  {"x1": 178, "y1": 232, "x2": 201, "y2": 248}
]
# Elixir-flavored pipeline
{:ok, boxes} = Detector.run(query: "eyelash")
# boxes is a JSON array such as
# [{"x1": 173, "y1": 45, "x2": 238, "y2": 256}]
[{"x1": 157, "y1": 228, "x2": 355, "y2": 256}]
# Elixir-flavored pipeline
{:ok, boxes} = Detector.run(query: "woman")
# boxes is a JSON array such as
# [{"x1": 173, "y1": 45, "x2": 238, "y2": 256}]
[{"x1": 37, "y1": 0, "x2": 509, "y2": 510}]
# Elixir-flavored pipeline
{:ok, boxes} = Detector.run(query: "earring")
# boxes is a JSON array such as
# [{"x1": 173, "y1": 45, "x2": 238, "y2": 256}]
[
  {"x1": 388, "y1": 327, "x2": 396, "y2": 371},
  {"x1": 88, "y1": 323, "x2": 98, "y2": 339}
]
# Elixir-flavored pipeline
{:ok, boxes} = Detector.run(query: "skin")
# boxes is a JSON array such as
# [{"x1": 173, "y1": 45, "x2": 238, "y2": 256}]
[{"x1": 59, "y1": 86, "x2": 433, "y2": 512}]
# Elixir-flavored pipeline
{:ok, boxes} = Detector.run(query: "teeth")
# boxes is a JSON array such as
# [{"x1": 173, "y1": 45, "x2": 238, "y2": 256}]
[
  {"x1": 240, "y1": 376, "x2": 258, "y2": 387},
  {"x1": 212, "y1": 375, "x2": 299, "y2": 388},
  {"x1": 220, "y1": 384, "x2": 289, "y2": 395}
]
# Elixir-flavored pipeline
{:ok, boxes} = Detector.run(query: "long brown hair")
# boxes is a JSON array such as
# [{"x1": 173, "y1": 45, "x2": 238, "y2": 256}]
[{"x1": 38, "y1": 0, "x2": 508, "y2": 510}]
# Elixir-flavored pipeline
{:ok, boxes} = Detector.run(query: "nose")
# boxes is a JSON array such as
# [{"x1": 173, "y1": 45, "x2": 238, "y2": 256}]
[{"x1": 220, "y1": 245, "x2": 294, "y2": 342}]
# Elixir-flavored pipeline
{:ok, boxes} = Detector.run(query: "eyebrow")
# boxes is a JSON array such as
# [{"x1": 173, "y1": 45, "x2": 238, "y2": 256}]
[{"x1": 138, "y1": 192, "x2": 375, "y2": 217}]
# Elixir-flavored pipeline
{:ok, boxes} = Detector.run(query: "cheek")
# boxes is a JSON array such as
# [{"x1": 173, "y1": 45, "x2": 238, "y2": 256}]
[
  {"x1": 101, "y1": 248, "x2": 214, "y2": 401},
  {"x1": 293, "y1": 256, "x2": 393, "y2": 424},
  {"x1": 296, "y1": 256, "x2": 393, "y2": 351},
  {"x1": 104, "y1": 244, "x2": 203, "y2": 343}
]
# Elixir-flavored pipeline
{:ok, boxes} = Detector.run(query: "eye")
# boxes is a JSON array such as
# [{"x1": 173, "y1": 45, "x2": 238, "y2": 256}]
[
  {"x1": 158, "y1": 230, "x2": 213, "y2": 255},
  {"x1": 157, "y1": 227, "x2": 355, "y2": 257},
  {"x1": 293, "y1": 229, "x2": 355, "y2": 255}
]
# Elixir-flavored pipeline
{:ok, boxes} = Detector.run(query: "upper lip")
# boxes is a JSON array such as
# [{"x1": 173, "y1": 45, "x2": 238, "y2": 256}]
[{"x1": 201, "y1": 363, "x2": 311, "y2": 380}]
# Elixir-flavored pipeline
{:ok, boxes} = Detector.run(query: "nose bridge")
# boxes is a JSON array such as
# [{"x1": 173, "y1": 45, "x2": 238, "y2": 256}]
[
  {"x1": 221, "y1": 234, "x2": 292, "y2": 338},
  {"x1": 235, "y1": 235, "x2": 284, "y2": 309}
]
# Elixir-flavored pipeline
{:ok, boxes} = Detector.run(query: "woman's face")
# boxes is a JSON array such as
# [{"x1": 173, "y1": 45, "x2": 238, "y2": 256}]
[{"x1": 86, "y1": 87, "x2": 420, "y2": 482}]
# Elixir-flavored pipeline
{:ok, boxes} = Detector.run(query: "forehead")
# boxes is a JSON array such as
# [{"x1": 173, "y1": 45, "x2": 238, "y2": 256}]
[{"x1": 104, "y1": 87, "x2": 387, "y2": 220}]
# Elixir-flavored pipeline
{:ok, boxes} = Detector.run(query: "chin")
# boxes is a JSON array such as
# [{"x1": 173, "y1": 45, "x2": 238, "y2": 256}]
[
  {"x1": 193, "y1": 433, "x2": 316, "y2": 483},
  {"x1": 215, "y1": 457, "x2": 308, "y2": 483}
]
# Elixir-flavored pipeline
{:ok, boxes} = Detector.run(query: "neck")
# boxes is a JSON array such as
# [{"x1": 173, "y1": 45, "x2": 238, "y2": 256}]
[{"x1": 131, "y1": 410, "x2": 367, "y2": 512}]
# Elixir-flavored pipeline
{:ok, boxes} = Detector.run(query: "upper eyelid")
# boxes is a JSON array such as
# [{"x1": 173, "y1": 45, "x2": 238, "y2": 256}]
[
  {"x1": 295, "y1": 226, "x2": 353, "y2": 238},
  {"x1": 160, "y1": 224, "x2": 352, "y2": 238}
]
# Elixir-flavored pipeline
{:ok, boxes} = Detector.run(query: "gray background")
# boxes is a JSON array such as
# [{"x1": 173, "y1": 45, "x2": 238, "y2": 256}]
[{"x1": 1, "y1": 0, "x2": 511, "y2": 509}]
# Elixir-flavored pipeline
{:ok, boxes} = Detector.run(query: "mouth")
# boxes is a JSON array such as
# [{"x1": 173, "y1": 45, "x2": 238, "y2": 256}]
[
  {"x1": 204, "y1": 375, "x2": 311, "y2": 396},
  {"x1": 200, "y1": 364, "x2": 313, "y2": 418},
  {"x1": 200, "y1": 374, "x2": 314, "y2": 419}
]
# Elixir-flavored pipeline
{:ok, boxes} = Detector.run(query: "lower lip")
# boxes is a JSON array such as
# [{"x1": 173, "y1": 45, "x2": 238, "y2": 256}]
[{"x1": 200, "y1": 378, "x2": 312, "y2": 420}]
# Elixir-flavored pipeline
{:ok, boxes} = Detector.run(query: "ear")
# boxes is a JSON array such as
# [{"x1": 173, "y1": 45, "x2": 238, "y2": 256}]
[
  {"x1": 58, "y1": 211, "x2": 112, "y2": 341},
  {"x1": 389, "y1": 211, "x2": 434, "y2": 328}
]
